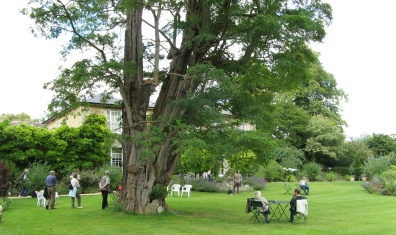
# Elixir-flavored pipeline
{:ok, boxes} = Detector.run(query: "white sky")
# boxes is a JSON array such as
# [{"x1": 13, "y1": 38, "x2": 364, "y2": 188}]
[{"x1": 1, "y1": 1, "x2": 395, "y2": 139}]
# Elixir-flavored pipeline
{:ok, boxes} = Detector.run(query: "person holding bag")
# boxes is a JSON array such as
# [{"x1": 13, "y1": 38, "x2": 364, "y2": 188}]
[{"x1": 68, "y1": 173, "x2": 82, "y2": 209}]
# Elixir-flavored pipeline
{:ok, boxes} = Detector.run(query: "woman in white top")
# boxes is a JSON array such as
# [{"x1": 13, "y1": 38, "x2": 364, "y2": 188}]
[
  {"x1": 299, "y1": 176, "x2": 310, "y2": 195},
  {"x1": 69, "y1": 173, "x2": 82, "y2": 208}
]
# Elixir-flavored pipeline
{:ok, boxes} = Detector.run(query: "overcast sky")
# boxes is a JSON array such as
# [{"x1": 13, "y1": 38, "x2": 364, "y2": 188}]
[{"x1": 1, "y1": 1, "x2": 395, "y2": 139}]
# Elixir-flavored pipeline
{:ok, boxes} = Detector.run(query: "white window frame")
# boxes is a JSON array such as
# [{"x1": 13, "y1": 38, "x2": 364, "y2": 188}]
[
  {"x1": 107, "y1": 110, "x2": 122, "y2": 134},
  {"x1": 110, "y1": 148, "x2": 123, "y2": 168}
]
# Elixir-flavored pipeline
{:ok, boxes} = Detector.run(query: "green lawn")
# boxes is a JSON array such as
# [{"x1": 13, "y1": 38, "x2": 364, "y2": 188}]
[{"x1": 1, "y1": 181, "x2": 395, "y2": 235}]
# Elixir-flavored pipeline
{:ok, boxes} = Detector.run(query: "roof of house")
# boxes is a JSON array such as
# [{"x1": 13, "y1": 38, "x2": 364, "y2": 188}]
[{"x1": 86, "y1": 94, "x2": 121, "y2": 105}]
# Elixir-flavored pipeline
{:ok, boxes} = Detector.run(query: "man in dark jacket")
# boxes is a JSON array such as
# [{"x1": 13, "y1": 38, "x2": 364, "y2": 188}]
[{"x1": 289, "y1": 188, "x2": 306, "y2": 222}]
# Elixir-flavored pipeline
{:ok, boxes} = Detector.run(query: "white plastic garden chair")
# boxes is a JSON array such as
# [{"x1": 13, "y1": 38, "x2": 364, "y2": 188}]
[
  {"x1": 35, "y1": 190, "x2": 46, "y2": 207},
  {"x1": 181, "y1": 185, "x2": 193, "y2": 197},
  {"x1": 170, "y1": 184, "x2": 181, "y2": 197}
]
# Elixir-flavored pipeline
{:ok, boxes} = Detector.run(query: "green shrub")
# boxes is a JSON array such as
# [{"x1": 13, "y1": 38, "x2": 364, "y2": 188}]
[
  {"x1": 344, "y1": 175, "x2": 351, "y2": 181},
  {"x1": 363, "y1": 171, "x2": 396, "y2": 195},
  {"x1": 25, "y1": 162, "x2": 51, "y2": 194},
  {"x1": 363, "y1": 156, "x2": 392, "y2": 178},
  {"x1": 332, "y1": 167, "x2": 349, "y2": 176},
  {"x1": 326, "y1": 172, "x2": 336, "y2": 181},
  {"x1": 0, "y1": 197, "x2": 12, "y2": 211},
  {"x1": 379, "y1": 170, "x2": 396, "y2": 196},
  {"x1": 79, "y1": 170, "x2": 100, "y2": 193},
  {"x1": 191, "y1": 180, "x2": 220, "y2": 192},
  {"x1": 285, "y1": 174, "x2": 296, "y2": 182},
  {"x1": 3, "y1": 161, "x2": 19, "y2": 195},
  {"x1": 149, "y1": 185, "x2": 168, "y2": 201},
  {"x1": 362, "y1": 178, "x2": 387, "y2": 195},
  {"x1": 0, "y1": 161, "x2": 11, "y2": 197},
  {"x1": 256, "y1": 160, "x2": 281, "y2": 182},
  {"x1": 244, "y1": 177, "x2": 267, "y2": 190},
  {"x1": 302, "y1": 162, "x2": 323, "y2": 180}
]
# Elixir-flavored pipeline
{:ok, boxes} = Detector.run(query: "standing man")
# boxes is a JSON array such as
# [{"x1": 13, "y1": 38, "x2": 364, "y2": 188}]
[
  {"x1": 99, "y1": 170, "x2": 111, "y2": 209},
  {"x1": 232, "y1": 170, "x2": 242, "y2": 195},
  {"x1": 19, "y1": 169, "x2": 29, "y2": 197},
  {"x1": 45, "y1": 170, "x2": 58, "y2": 210}
]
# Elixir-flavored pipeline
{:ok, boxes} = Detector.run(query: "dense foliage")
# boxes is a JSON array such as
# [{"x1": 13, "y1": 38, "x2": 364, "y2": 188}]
[
  {"x1": 22, "y1": 0, "x2": 356, "y2": 212},
  {"x1": 363, "y1": 171, "x2": 396, "y2": 196},
  {"x1": 0, "y1": 114, "x2": 113, "y2": 171},
  {"x1": 0, "y1": 161, "x2": 10, "y2": 197}
]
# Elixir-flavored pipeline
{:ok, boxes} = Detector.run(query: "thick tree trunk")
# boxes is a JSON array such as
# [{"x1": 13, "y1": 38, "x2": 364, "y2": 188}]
[
  {"x1": 121, "y1": 6, "x2": 155, "y2": 213},
  {"x1": 120, "y1": 0, "x2": 207, "y2": 213}
]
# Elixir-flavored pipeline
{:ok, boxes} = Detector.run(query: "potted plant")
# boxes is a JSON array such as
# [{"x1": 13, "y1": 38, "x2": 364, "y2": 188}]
[
  {"x1": 361, "y1": 173, "x2": 367, "y2": 181},
  {"x1": 350, "y1": 175, "x2": 355, "y2": 181},
  {"x1": 348, "y1": 165, "x2": 356, "y2": 181}
]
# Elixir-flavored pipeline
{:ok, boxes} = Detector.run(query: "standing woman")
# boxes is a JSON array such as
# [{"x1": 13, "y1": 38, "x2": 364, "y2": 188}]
[
  {"x1": 99, "y1": 170, "x2": 111, "y2": 209},
  {"x1": 69, "y1": 173, "x2": 82, "y2": 208}
]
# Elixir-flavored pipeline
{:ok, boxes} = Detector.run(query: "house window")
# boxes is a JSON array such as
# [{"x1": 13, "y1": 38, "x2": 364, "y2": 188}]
[
  {"x1": 111, "y1": 148, "x2": 123, "y2": 168},
  {"x1": 107, "y1": 110, "x2": 122, "y2": 134}
]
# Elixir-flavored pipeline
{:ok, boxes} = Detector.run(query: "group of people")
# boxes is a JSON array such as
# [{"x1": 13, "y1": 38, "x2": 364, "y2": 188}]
[
  {"x1": 35, "y1": 170, "x2": 112, "y2": 210},
  {"x1": 252, "y1": 176, "x2": 309, "y2": 223},
  {"x1": 22, "y1": 168, "x2": 308, "y2": 218}
]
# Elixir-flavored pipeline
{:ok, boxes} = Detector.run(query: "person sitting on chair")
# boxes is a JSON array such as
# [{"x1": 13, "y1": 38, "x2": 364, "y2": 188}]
[
  {"x1": 299, "y1": 176, "x2": 310, "y2": 195},
  {"x1": 254, "y1": 191, "x2": 270, "y2": 223},
  {"x1": 289, "y1": 188, "x2": 306, "y2": 222}
]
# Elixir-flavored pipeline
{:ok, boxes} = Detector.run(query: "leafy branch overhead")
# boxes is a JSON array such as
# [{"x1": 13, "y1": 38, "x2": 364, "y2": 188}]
[{"x1": 23, "y1": 0, "x2": 340, "y2": 213}]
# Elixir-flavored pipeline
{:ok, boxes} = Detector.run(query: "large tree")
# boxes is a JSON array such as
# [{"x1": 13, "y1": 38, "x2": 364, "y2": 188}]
[
  {"x1": 273, "y1": 61, "x2": 347, "y2": 149},
  {"x1": 24, "y1": 0, "x2": 332, "y2": 213},
  {"x1": 364, "y1": 134, "x2": 396, "y2": 157},
  {"x1": 304, "y1": 115, "x2": 345, "y2": 166}
]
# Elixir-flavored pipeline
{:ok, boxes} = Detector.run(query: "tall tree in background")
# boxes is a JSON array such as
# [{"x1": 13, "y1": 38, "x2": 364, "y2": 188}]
[
  {"x1": 364, "y1": 134, "x2": 396, "y2": 157},
  {"x1": 0, "y1": 113, "x2": 32, "y2": 122},
  {"x1": 338, "y1": 140, "x2": 372, "y2": 172},
  {"x1": 273, "y1": 60, "x2": 347, "y2": 161},
  {"x1": 24, "y1": 0, "x2": 332, "y2": 213},
  {"x1": 304, "y1": 115, "x2": 345, "y2": 166}
]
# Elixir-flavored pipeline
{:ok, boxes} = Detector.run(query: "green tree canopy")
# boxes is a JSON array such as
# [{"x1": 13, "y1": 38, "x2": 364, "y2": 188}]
[
  {"x1": 338, "y1": 140, "x2": 372, "y2": 168},
  {"x1": 273, "y1": 61, "x2": 347, "y2": 151},
  {"x1": 364, "y1": 134, "x2": 396, "y2": 157},
  {"x1": 23, "y1": 0, "x2": 333, "y2": 213},
  {"x1": 0, "y1": 113, "x2": 32, "y2": 122},
  {"x1": 304, "y1": 115, "x2": 345, "y2": 166}
]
